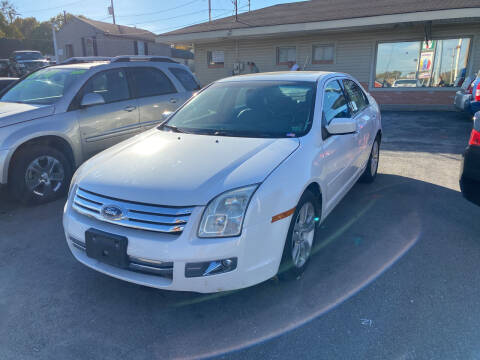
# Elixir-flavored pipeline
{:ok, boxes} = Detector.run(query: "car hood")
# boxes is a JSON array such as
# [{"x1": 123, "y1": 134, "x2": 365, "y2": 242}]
[
  {"x1": 0, "y1": 102, "x2": 55, "y2": 128},
  {"x1": 76, "y1": 129, "x2": 300, "y2": 206}
]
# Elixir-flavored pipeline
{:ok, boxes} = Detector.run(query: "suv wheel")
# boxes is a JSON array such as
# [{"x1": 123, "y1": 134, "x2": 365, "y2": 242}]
[{"x1": 9, "y1": 145, "x2": 72, "y2": 204}]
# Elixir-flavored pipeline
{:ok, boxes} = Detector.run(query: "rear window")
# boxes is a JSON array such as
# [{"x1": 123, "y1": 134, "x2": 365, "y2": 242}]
[
  {"x1": 129, "y1": 67, "x2": 177, "y2": 97},
  {"x1": 169, "y1": 67, "x2": 200, "y2": 91}
]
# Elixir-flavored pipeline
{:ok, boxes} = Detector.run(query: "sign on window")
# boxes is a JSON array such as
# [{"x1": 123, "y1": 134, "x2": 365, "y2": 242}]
[{"x1": 211, "y1": 51, "x2": 224, "y2": 63}]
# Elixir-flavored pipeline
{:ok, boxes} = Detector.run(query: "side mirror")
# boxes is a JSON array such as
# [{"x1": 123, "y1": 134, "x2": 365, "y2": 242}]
[
  {"x1": 326, "y1": 117, "x2": 357, "y2": 135},
  {"x1": 162, "y1": 110, "x2": 173, "y2": 120},
  {"x1": 80, "y1": 92, "x2": 105, "y2": 107}
]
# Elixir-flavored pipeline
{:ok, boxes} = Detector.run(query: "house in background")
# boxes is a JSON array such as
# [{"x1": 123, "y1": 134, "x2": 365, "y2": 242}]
[
  {"x1": 157, "y1": 0, "x2": 480, "y2": 110},
  {"x1": 171, "y1": 47, "x2": 194, "y2": 71},
  {"x1": 56, "y1": 16, "x2": 171, "y2": 62}
]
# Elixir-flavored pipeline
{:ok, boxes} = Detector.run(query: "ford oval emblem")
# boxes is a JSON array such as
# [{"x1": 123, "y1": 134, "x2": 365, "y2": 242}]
[{"x1": 101, "y1": 205, "x2": 125, "y2": 221}]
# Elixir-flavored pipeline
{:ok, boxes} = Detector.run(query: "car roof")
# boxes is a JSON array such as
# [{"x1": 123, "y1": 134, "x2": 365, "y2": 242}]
[
  {"x1": 13, "y1": 50, "x2": 41, "y2": 53},
  {"x1": 49, "y1": 62, "x2": 110, "y2": 70},
  {"x1": 217, "y1": 71, "x2": 337, "y2": 83}
]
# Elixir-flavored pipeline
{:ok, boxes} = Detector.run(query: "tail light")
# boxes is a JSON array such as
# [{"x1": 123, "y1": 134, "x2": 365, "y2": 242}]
[
  {"x1": 476, "y1": 83, "x2": 480, "y2": 102},
  {"x1": 467, "y1": 82, "x2": 473, "y2": 94},
  {"x1": 469, "y1": 128, "x2": 480, "y2": 146}
]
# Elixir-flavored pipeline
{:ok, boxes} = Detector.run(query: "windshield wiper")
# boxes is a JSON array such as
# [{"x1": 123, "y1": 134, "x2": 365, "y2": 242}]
[{"x1": 161, "y1": 124, "x2": 187, "y2": 133}]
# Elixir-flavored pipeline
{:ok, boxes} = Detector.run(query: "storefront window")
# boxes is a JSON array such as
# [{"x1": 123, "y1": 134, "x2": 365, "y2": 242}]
[{"x1": 374, "y1": 38, "x2": 471, "y2": 88}]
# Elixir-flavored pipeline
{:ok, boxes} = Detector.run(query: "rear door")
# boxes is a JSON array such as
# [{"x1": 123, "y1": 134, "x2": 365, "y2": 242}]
[
  {"x1": 342, "y1": 79, "x2": 374, "y2": 174},
  {"x1": 73, "y1": 68, "x2": 140, "y2": 158},
  {"x1": 320, "y1": 79, "x2": 357, "y2": 207},
  {"x1": 127, "y1": 67, "x2": 181, "y2": 130}
]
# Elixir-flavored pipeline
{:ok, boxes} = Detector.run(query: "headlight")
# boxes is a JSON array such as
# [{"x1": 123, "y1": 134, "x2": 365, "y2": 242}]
[
  {"x1": 198, "y1": 185, "x2": 258, "y2": 238},
  {"x1": 68, "y1": 168, "x2": 81, "y2": 198}
]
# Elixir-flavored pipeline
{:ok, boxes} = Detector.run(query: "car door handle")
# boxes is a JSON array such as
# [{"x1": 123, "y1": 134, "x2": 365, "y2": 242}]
[
  {"x1": 170, "y1": 98, "x2": 177, "y2": 104},
  {"x1": 124, "y1": 105, "x2": 136, "y2": 112}
]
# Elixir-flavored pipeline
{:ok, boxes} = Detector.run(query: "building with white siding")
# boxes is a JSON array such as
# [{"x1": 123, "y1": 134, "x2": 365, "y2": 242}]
[
  {"x1": 157, "y1": 0, "x2": 480, "y2": 110},
  {"x1": 56, "y1": 16, "x2": 172, "y2": 63}
]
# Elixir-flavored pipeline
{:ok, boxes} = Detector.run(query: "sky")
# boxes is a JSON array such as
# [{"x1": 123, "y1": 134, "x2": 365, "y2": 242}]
[{"x1": 12, "y1": 0, "x2": 305, "y2": 34}]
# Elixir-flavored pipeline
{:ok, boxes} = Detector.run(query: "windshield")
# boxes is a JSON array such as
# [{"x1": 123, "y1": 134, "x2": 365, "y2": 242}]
[
  {"x1": 162, "y1": 80, "x2": 316, "y2": 138},
  {"x1": 0, "y1": 67, "x2": 87, "y2": 105},
  {"x1": 14, "y1": 52, "x2": 44, "y2": 60}
]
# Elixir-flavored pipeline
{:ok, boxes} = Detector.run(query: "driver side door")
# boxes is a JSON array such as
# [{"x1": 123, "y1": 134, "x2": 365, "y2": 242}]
[{"x1": 72, "y1": 68, "x2": 141, "y2": 159}]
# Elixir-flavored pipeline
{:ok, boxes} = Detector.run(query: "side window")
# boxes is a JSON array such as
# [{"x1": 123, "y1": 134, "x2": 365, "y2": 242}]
[
  {"x1": 129, "y1": 67, "x2": 177, "y2": 98},
  {"x1": 342, "y1": 79, "x2": 368, "y2": 115},
  {"x1": 82, "y1": 69, "x2": 130, "y2": 104},
  {"x1": 322, "y1": 80, "x2": 350, "y2": 126},
  {"x1": 169, "y1": 67, "x2": 200, "y2": 91}
]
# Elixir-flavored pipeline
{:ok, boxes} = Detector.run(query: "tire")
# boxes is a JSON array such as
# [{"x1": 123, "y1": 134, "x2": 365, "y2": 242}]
[
  {"x1": 9, "y1": 145, "x2": 72, "y2": 204},
  {"x1": 359, "y1": 136, "x2": 380, "y2": 183},
  {"x1": 278, "y1": 190, "x2": 321, "y2": 280}
]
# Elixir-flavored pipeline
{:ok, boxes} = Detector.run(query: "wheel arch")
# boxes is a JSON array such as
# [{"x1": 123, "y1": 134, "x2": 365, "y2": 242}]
[
  {"x1": 7, "y1": 135, "x2": 76, "y2": 183},
  {"x1": 302, "y1": 181, "x2": 324, "y2": 219}
]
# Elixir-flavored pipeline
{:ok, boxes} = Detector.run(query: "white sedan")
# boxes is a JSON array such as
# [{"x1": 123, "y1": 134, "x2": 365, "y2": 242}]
[{"x1": 63, "y1": 71, "x2": 382, "y2": 293}]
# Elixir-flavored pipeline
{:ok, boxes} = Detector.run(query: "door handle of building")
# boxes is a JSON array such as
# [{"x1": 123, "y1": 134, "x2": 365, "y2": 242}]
[
  {"x1": 170, "y1": 98, "x2": 177, "y2": 104},
  {"x1": 124, "y1": 105, "x2": 136, "y2": 112}
]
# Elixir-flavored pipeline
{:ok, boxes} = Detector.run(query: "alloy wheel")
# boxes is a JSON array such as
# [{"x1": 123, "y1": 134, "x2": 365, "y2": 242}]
[
  {"x1": 371, "y1": 140, "x2": 379, "y2": 175},
  {"x1": 291, "y1": 202, "x2": 316, "y2": 268},
  {"x1": 25, "y1": 156, "x2": 65, "y2": 197}
]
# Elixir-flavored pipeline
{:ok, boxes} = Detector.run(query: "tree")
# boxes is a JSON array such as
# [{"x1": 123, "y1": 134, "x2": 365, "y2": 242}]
[
  {"x1": 0, "y1": 0, "x2": 18, "y2": 24},
  {"x1": 13, "y1": 17, "x2": 38, "y2": 39},
  {"x1": 50, "y1": 12, "x2": 74, "y2": 30}
]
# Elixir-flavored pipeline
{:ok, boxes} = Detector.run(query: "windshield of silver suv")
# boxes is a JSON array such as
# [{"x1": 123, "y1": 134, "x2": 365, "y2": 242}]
[
  {"x1": 162, "y1": 80, "x2": 316, "y2": 138},
  {"x1": 1, "y1": 67, "x2": 87, "y2": 105},
  {"x1": 14, "y1": 52, "x2": 44, "y2": 60}
]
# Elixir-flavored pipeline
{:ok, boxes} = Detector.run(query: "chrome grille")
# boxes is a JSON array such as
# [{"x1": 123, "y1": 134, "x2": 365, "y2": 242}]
[{"x1": 72, "y1": 187, "x2": 194, "y2": 233}]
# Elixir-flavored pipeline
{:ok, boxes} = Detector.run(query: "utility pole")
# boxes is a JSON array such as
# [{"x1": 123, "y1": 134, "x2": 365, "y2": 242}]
[
  {"x1": 248, "y1": 0, "x2": 250, "y2": 12},
  {"x1": 110, "y1": 0, "x2": 116, "y2": 24},
  {"x1": 208, "y1": 0, "x2": 211, "y2": 22},
  {"x1": 63, "y1": 10, "x2": 67, "y2": 24},
  {"x1": 52, "y1": 23, "x2": 59, "y2": 63},
  {"x1": 235, "y1": 0, "x2": 238, "y2": 21}
]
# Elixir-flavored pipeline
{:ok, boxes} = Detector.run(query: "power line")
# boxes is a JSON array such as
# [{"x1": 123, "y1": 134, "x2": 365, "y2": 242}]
[
  {"x1": 116, "y1": 0, "x2": 201, "y2": 18},
  {"x1": 150, "y1": 4, "x2": 248, "y2": 33},
  {"x1": 127, "y1": 9, "x2": 232, "y2": 27},
  {"x1": 19, "y1": 0, "x2": 85, "y2": 14}
]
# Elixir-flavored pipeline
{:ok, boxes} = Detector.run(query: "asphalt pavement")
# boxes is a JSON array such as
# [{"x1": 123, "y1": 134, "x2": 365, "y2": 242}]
[{"x1": 1, "y1": 111, "x2": 479, "y2": 360}]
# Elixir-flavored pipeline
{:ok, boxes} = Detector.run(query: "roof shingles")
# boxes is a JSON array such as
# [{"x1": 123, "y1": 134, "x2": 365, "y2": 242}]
[
  {"x1": 77, "y1": 16, "x2": 156, "y2": 41},
  {"x1": 161, "y1": 0, "x2": 480, "y2": 35}
]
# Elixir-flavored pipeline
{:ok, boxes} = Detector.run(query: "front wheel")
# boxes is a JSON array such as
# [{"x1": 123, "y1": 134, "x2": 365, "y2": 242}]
[
  {"x1": 9, "y1": 145, "x2": 72, "y2": 204},
  {"x1": 359, "y1": 137, "x2": 380, "y2": 183},
  {"x1": 278, "y1": 190, "x2": 320, "y2": 280}
]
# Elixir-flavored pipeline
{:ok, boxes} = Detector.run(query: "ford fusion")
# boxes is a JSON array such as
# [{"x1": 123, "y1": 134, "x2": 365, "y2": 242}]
[{"x1": 63, "y1": 72, "x2": 382, "y2": 293}]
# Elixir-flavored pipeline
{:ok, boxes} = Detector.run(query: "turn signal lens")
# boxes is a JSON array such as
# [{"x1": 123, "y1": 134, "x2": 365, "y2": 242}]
[{"x1": 469, "y1": 128, "x2": 480, "y2": 146}]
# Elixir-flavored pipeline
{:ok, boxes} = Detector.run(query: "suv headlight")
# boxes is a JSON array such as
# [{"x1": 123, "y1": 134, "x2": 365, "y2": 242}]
[{"x1": 198, "y1": 185, "x2": 258, "y2": 238}]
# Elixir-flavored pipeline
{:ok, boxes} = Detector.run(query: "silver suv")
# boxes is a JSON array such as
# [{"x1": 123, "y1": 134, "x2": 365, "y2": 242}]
[{"x1": 0, "y1": 56, "x2": 199, "y2": 203}]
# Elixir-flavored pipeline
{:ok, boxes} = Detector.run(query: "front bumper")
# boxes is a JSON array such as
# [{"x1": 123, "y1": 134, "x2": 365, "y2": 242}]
[
  {"x1": 0, "y1": 149, "x2": 10, "y2": 184},
  {"x1": 63, "y1": 197, "x2": 289, "y2": 293},
  {"x1": 454, "y1": 92, "x2": 470, "y2": 111}
]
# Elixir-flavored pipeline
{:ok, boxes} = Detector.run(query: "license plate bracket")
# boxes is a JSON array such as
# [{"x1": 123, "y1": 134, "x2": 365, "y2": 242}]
[{"x1": 85, "y1": 228, "x2": 128, "y2": 268}]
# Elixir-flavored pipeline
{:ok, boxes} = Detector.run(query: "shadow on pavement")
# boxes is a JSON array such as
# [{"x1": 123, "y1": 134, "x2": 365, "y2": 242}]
[
  {"x1": 380, "y1": 111, "x2": 472, "y2": 154},
  {"x1": 2, "y1": 172, "x2": 479, "y2": 359}
]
